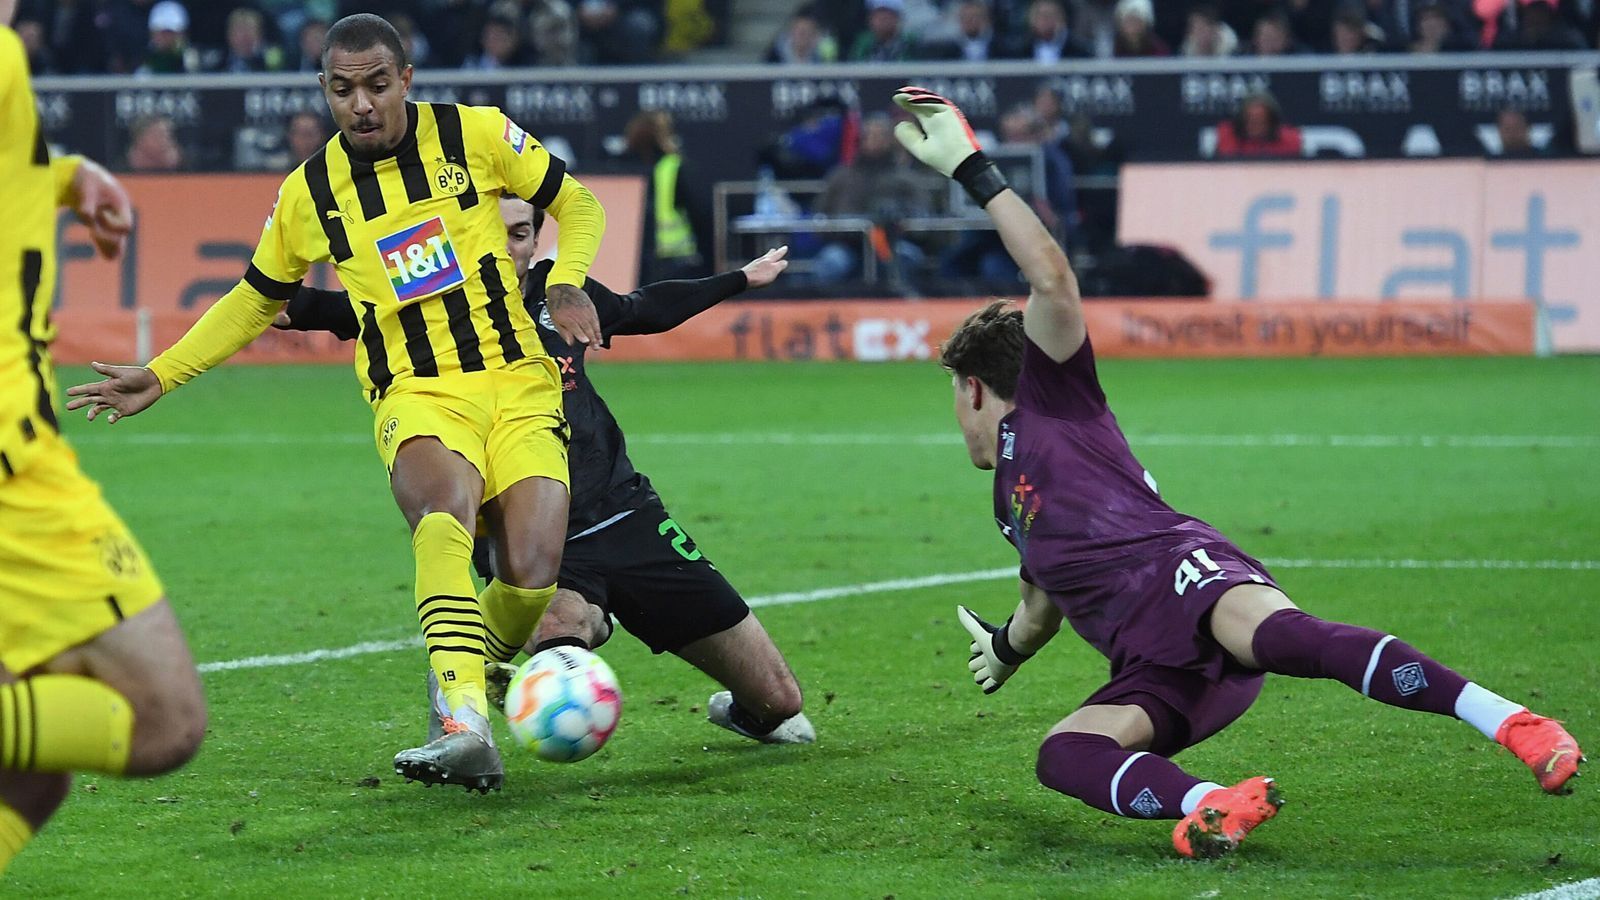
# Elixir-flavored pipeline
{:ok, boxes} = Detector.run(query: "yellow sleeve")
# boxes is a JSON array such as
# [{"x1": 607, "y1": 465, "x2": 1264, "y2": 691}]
[
  {"x1": 468, "y1": 105, "x2": 606, "y2": 287},
  {"x1": 542, "y1": 175, "x2": 606, "y2": 289},
  {"x1": 145, "y1": 285, "x2": 281, "y2": 393},
  {"x1": 51, "y1": 154, "x2": 84, "y2": 207},
  {"x1": 144, "y1": 177, "x2": 310, "y2": 393}
]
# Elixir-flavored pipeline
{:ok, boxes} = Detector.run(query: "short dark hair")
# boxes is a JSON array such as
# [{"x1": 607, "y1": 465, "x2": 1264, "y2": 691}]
[
  {"x1": 940, "y1": 299, "x2": 1024, "y2": 400},
  {"x1": 321, "y1": 13, "x2": 408, "y2": 73},
  {"x1": 532, "y1": 207, "x2": 546, "y2": 232}
]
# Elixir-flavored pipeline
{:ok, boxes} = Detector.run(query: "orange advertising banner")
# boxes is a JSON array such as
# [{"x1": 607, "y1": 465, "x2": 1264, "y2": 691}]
[
  {"x1": 596, "y1": 300, "x2": 1535, "y2": 362},
  {"x1": 55, "y1": 299, "x2": 1529, "y2": 368},
  {"x1": 50, "y1": 172, "x2": 645, "y2": 364}
]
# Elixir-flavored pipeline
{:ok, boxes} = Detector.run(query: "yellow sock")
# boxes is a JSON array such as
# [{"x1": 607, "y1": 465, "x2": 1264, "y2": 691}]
[
  {"x1": 412, "y1": 512, "x2": 488, "y2": 717},
  {"x1": 0, "y1": 802, "x2": 32, "y2": 877},
  {"x1": 0, "y1": 676, "x2": 133, "y2": 774},
  {"x1": 479, "y1": 579, "x2": 556, "y2": 663}
]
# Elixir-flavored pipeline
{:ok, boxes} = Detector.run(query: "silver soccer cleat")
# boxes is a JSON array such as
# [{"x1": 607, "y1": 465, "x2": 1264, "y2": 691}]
[
  {"x1": 425, "y1": 662, "x2": 519, "y2": 742},
  {"x1": 707, "y1": 691, "x2": 816, "y2": 745},
  {"x1": 396, "y1": 705, "x2": 504, "y2": 793}
]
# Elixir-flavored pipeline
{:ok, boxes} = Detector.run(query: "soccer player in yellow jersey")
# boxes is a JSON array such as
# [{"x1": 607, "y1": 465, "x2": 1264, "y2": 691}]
[
  {"x1": 0, "y1": 1, "x2": 207, "y2": 879},
  {"x1": 67, "y1": 14, "x2": 606, "y2": 792}
]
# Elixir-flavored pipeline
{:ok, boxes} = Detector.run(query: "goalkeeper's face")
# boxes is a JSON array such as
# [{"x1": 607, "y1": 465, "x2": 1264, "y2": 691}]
[
  {"x1": 952, "y1": 373, "x2": 1000, "y2": 470},
  {"x1": 320, "y1": 45, "x2": 413, "y2": 155}
]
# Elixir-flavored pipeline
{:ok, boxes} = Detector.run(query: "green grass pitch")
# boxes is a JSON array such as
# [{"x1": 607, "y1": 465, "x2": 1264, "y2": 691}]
[{"x1": 11, "y1": 355, "x2": 1599, "y2": 898}]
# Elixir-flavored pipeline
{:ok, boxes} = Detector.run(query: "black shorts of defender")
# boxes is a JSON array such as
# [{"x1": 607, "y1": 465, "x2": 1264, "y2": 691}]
[{"x1": 534, "y1": 496, "x2": 750, "y2": 655}]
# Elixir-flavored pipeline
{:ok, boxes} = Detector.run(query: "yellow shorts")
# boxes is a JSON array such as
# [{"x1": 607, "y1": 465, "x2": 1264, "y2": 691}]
[
  {"x1": 372, "y1": 357, "x2": 570, "y2": 501},
  {"x1": 0, "y1": 428, "x2": 164, "y2": 675}
]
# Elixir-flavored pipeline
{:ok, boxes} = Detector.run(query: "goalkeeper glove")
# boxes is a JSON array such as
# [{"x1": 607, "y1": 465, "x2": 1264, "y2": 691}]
[
  {"x1": 892, "y1": 86, "x2": 1010, "y2": 207},
  {"x1": 957, "y1": 605, "x2": 1034, "y2": 694}
]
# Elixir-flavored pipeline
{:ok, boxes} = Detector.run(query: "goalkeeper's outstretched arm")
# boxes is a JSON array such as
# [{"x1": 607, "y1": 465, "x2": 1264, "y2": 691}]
[{"x1": 892, "y1": 86, "x2": 1086, "y2": 362}]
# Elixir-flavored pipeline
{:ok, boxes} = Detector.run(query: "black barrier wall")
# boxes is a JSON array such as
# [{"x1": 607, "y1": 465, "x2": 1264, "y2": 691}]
[{"x1": 37, "y1": 54, "x2": 1598, "y2": 176}]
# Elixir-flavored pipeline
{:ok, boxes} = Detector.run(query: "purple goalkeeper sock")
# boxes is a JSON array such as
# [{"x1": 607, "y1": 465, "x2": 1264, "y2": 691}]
[
  {"x1": 1036, "y1": 732, "x2": 1209, "y2": 820},
  {"x1": 1250, "y1": 608, "x2": 1468, "y2": 717}
]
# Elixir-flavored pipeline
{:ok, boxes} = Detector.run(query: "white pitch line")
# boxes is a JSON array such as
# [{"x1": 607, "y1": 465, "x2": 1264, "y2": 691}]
[
  {"x1": 1511, "y1": 878, "x2": 1600, "y2": 900},
  {"x1": 194, "y1": 557, "x2": 1600, "y2": 675},
  {"x1": 66, "y1": 431, "x2": 1600, "y2": 449}
]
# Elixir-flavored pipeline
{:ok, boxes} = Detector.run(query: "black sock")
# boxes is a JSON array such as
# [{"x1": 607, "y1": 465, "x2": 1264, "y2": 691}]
[
  {"x1": 531, "y1": 635, "x2": 590, "y2": 655},
  {"x1": 729, "y1": 700, "x2": 780, "y2": 737}
]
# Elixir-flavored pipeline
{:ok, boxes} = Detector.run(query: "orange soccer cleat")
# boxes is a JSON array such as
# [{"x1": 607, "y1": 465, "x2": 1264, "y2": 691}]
[
  {"x1": 1496, "y1": 711, "x2": 1585, "y2": 794},
  {"x1": 1172, "y1": 776, "x2": 1284, "y2": 860}
]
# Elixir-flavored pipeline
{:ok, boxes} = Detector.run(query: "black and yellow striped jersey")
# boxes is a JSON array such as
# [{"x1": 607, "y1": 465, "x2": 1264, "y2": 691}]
[
  {"x1": 0, "y1": 26, "x2": 77, "y2": 456},
  {"x1": 222, "y1": 101, "x2": 603, "y2": 400}
]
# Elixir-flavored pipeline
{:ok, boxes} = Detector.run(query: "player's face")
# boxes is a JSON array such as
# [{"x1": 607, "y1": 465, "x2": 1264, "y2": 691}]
[
  {"x1": 952, "y1": 374, "x2": 998, "y2": 470},
  {"x1": 499, "y1": 197, "x2": 540, "y2": 280},
  {"x1": 320, "y1": 45, "x2": 413, "y2": 155}
]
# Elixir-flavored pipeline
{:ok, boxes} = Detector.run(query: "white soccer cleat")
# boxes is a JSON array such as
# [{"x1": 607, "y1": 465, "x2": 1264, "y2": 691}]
[{"x1": 707, "y1": 691, "x2": 816, "y2": 744}]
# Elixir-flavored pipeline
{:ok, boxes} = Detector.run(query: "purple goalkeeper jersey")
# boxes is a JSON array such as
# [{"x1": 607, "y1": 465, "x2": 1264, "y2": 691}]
[{"x1": 993, "y1": 336, "x2": 1264, "y2": 671}]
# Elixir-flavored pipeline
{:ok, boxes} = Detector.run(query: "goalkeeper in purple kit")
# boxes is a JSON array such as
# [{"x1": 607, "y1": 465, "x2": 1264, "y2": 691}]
[{"x1": 891, "y1": 85, "x2": 1583, "y2": 859}]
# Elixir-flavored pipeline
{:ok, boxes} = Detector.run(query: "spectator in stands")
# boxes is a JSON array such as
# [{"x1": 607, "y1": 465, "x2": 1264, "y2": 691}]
[
  {"x1": 1113, "y1": 0, "x2": 1170, "y2": 54},
  {"x1": 1000, "y1": 103, "x2": 1078, "y2": 237},
  {"x1": 1494, "y1": 108, "x2": 1548, "y2": 157},
  {"x1": 1409, "y1": 1, "x2": 1472, "y2": 51},
  {"x1": 761, "y1": 96, "x2": 856, "y2": 179},
  {"x1": 624, "y1": 110, "x2": 713, "y2": 281},
  {"x1": 1002, "y1": 0, "x2": 1094, "y2": 59},
  {"x1": 849, "y1": 0, "x2": 916, "y2": 61},
  {"x1": 1181, "y1": 3, "x2": 1238, "y2": 55},
  {"x1": 293, "y1": 18, "x2": 330, "y2": 72},
  {"x1": 1248, "y1": 9, "x2": 1303, "y2": 53},
  {"x1": 577, "y1": 0, "x2": 665, "y2": 63},
  {"x1": 14, "y1": 14, "x2": 53, "y2": 74},
  {"x1": 767, "y1": 6, "x2": 840, "y2": 62},
  {"x1": 1492, "y1": 0, "x2": 1588, "y2": 48},
  {"x1": 1215, "y1": 90, "x2": 1303, "y2": 158},
  {"x1": 139, "y1": 0, "x2": 199, "y2": 75},
  {"x1": 391, "y1": 13, "x2": 434, "y2": 68},
  {"x1": 126, "y1": 114, "x2": 185, "y2": 172},
  {"x1": 1329, "y1": 5, "x2": 1383, "y2": 52},
  {"x1": 919, "y1": 0, "x2": 1006, "y2": 60},
  {"x1": 213, "y1": 7, "x2": 282, "y2": 73},
  {"x1": 530, "y1": 0, "x2": 582, "y2": 66},
  {"x1": 286, "y1": 112, "x2": 329, "y2": 167},
  {"x1": 464, "y1": 13, "x2": 536, "y2": 67},
  {"x1": 1033, "y1": 83, "x2": 1070, "y2": 144},
  {"x1": 811, "y1": 113, "x2": 944, "y2": 283}
]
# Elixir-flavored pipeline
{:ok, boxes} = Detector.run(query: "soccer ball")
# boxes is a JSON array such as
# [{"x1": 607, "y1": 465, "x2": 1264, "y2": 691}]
[{"x1": 503, "y1": 646, "x2": 622, "y2": 763}]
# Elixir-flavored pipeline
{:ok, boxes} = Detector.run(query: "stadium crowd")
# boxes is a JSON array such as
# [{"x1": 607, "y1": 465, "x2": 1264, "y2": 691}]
[
  {"x1": 765, "y1": 0, "x2": 1595, "y2": 63},
  {"x1": 12, "y1": 0, "x2": 727, "y2": 74},
  {"x1": 14, "y1": 0, "x2": 1597, "y2": 77}
]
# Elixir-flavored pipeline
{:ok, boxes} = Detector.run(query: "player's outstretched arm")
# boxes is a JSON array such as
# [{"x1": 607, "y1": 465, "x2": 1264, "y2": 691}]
[
  {"x1": 893, "y1": 86, "x2": 1086, "y2": 362},
  {"x1": 274, "y1": 286, "x2": 361, "y2": 341},
  {"x1": 956, "y1": 580, "x2": 1062, "y2": 694},
  {"x1": 609, "y1": 246, "x2": 789, "y2": 337}
]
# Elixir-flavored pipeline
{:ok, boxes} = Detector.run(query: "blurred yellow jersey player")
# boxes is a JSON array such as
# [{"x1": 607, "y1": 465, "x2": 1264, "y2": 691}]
[
  {"x1": 69, "y1": 13, "x2": 605, "y2": 793},
  {"x1": 0, "y1": 6, "x2": 206, "y2": 881}
]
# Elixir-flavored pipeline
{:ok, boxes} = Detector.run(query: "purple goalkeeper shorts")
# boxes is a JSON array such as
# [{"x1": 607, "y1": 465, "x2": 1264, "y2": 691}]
[{"x1": 1074, "y1": 542, "x2": 1276, "y2": 757}]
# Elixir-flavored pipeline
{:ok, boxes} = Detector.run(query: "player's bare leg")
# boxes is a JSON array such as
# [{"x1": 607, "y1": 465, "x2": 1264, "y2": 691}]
[
  {"x1": 682, "y1": 615, "x2": 814, "y2": 744},
  {"x1": 1210, "y1": 583, "x2": 1584, "y2": 793},
  {"x1": 388, "y1": 438, "x2": 501, "y2": 792},
  {"x1": 1034, "y1": 703, "x2": 1281, "y2": 859},
  {"x1": 0, "y1": 601, "x2": 205, "y2": 873},
  {"x1": 479, "y1": 476, "x2": 568, "y2": 666}
]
